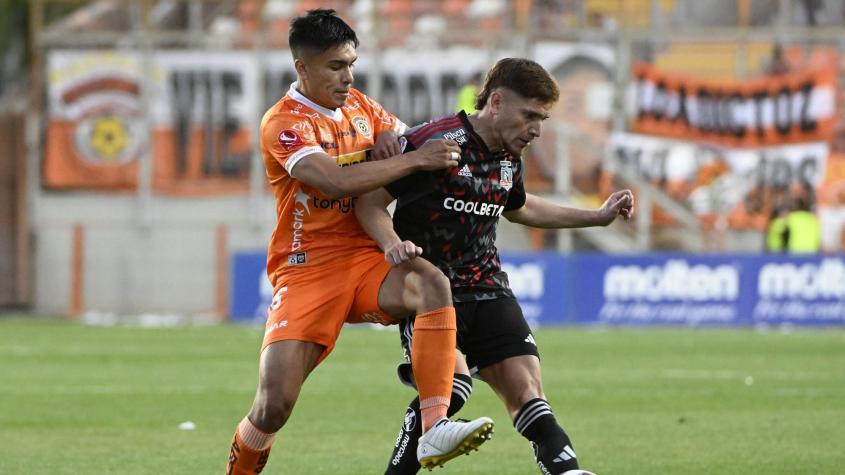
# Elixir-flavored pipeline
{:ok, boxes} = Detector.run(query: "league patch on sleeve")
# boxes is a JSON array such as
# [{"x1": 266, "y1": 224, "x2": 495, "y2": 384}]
[{"x1": 278, "y1": 129, "x2": 304, "y2": 151}]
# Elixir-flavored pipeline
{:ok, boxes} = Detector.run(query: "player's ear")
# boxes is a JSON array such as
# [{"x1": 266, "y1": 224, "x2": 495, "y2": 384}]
[
  {"x1": 294, "y1": 58, "x2": 308, "y2": 80},
  {"x1": 489, "y1": 89, "x2": 505, "y2": 115}
]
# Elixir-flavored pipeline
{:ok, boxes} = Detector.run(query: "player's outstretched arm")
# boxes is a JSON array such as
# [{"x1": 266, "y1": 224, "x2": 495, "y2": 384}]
[
  {"x1": 290, "y1": 140, "x2": 460, "y2": 199},
  {"x1": 503, "y1": 190, "x2": 634, "y2": 229},
  {"x1": 355, "y1": 188, "x2": 423, "y2": 266}
]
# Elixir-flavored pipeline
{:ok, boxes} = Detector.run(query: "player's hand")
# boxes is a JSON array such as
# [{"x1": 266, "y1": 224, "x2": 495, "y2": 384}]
[
  {"x1": 597, "y1": 189, "x2": 635, "y2": 225},
  {"x1": 384, "y1": 240, "x2": 423, "y2": 266},
  {"x1": 373, "y1": 130, "x2": 401, "y2": 161},
  {"x1": 412, "y1": 139, "x2": 461, "y2": 171}
]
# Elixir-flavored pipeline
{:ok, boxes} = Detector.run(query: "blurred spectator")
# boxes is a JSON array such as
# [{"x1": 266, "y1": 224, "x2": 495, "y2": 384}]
[
  {"x1": 765, "y1": 44, "x2": 791, "y2": 76},
  {"x1": 783, "y1": 195, "x2": 822, "y2": 253},
  {"x1": 455, "y1": 72, "x2": 482, "y2": 114},
  {"x1": 766, "y1": 206, "x2": 788, "y2": 252},
  {"x1": 800, "y1": 0, "x2": 822, "y2": 26},
  {"x1": 0, "y1": 0, "x2": 27, "y2": 96}
]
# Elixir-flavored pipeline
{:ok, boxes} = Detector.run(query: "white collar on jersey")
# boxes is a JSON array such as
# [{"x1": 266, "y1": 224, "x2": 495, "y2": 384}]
[{"x1": 288, "y1": 82, "x2": 344, "y2": 122}]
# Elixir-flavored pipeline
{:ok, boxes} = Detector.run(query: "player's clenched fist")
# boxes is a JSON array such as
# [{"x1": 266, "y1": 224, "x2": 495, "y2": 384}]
[
  {"x1": 411, "y1": 139, "x2": 461, "y2": 171},
  {"x1": 372, "y1": 130, "x2": 401, "y2": 161},
  {"x1": 384, "y1": 240, "x2": 423, "y2": 266},
  {"x1": 597, "y1": 189, "x2": 635, "y2": 225}
]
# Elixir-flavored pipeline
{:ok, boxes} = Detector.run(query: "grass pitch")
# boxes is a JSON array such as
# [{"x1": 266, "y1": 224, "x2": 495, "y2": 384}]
[{"x1": 1, "y1": 316, "x2": 843, "y2": 474}]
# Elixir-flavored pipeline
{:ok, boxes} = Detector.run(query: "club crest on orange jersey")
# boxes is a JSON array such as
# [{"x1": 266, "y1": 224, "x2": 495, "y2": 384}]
[
  {"x1": 278, "y1": 129, "x2": 303, "y2": 151},
  {"x1": 352, "y1": 116, "x2": 372, "y2": 139},
  {"x1": 500, "y1": 160, "x2": 513, "y2": 190}
]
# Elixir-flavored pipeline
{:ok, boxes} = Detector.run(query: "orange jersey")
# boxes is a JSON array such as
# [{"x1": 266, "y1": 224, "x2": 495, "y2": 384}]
[{"x1": 260, "y1": 83, "x2": 406, "y2": 287}]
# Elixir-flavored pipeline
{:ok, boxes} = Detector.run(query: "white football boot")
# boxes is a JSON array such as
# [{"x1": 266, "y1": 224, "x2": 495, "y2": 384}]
[
  {"x1": 562, "y1": 471, "x2": 597, "y2": 474},
  {"x1": 417, "y1": 416, "x2": 494, "y2": 470}
]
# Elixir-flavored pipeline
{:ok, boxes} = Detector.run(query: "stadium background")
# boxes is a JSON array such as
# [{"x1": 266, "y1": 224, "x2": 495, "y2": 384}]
[{"x1": 1, "y1": 1, "x2": 844, "y2": 474}]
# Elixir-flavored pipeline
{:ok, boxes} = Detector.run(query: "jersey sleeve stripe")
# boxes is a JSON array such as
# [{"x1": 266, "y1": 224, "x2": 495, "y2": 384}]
[
  {"x1": 284, "y1": 145, "x2": 324, "y2": 175},
  {"x1": 408, "y1": 120, "x2": 463, "y2": 144},
  {"x1": 407, "y1": 117, "x2": 462, "y2": 144},
  {"x1": 408, "y1": 117, "x2": 461, "y2": 142}
]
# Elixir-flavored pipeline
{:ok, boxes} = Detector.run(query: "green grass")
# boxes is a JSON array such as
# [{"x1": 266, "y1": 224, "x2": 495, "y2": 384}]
[{"x1": 1, "y1": 316, "x2": 844, "y2": 474}]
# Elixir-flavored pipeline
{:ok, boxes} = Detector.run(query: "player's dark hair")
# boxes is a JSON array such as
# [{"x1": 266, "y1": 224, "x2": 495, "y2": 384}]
[
  {"x1": 289, "y1": 9, "x2": 359, "y2": 59},
  {"x1": 475, "y1": 58, "x2": 560, "y2": 110}
]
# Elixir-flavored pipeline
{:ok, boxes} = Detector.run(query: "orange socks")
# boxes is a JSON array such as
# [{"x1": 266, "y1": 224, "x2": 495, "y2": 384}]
[
  {"x1": 411, "y1": 306, "x2": 457, "y2": 432},
  {"x1": 226, "y1": 417, "x2": 275, "y2": 475}
]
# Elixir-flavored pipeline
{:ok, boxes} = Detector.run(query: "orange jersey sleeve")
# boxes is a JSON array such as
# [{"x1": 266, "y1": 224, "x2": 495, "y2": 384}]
[{"x1": 261, "y1": 109, "x2": 322, "y2": 180}]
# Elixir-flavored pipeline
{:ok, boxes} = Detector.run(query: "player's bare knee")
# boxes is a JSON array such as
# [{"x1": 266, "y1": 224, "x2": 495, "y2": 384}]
[
  {"x1": 249, "y1": 394, "x2": 296, "y2": 433},
  {"x1": 249, "y1": 384, "x2": 296, "y2": 434},
  {"x1": 416, "y1": 267, "x2": 452, "y2": 309}
]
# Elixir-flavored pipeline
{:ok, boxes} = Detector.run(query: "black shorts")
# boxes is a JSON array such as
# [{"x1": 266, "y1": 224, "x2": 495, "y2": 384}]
[{"x1": 398, "y1": 296, "x2": 539, "y2": 377}]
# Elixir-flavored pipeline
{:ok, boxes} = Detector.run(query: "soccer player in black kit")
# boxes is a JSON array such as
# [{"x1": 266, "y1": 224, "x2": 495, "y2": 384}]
[{"x1": 356, "y1": 58, "x2": 634, "y2": 474}]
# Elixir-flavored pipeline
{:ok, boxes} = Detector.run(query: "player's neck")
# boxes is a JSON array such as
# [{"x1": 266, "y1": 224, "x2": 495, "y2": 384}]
[
  {"x1": 295, "y1": 80, "x2": 338, "y2": 111},
  {"x1": 467, "y1": 113, "x2": 504, "y2": 153}
]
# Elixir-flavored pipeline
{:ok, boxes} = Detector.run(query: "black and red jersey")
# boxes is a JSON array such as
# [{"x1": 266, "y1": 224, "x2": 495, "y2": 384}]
[{"x1": 385, "y1": 111, "x2": 526, "y2": 302}]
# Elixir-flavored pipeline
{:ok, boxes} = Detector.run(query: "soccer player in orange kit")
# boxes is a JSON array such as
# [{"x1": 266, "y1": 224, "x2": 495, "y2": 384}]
[{"x1": 225, "y1": 9, "x2": 493, "y2": 474}]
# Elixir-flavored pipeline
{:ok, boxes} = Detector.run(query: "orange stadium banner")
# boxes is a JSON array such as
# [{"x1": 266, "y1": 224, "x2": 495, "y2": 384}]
[
  {"x1": 44, "y1": 45, "x2": 615, "y2": 192},
  {"x1": 632, "y1": 62, "x2": 837, "y2": 147},
  {"x1": 44, "y1": 68, "x2": 142, "y2": 189},
  {"x1": 45, "y1": 52, "x2": 257, "y2": 193}
]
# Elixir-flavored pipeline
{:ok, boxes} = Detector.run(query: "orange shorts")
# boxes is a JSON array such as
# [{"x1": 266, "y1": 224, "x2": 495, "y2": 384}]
[{"x1": 261, "y1": 247, "x2": 397, "y2": 363}]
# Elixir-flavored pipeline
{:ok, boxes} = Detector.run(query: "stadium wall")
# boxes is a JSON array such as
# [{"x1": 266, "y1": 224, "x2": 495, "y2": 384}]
[
  {"x1": 32, "y1": 194, "x2": 274, "y2": 316},
  {"x1": 29, "y1": 194, "x2": 535, "y2": 317}
]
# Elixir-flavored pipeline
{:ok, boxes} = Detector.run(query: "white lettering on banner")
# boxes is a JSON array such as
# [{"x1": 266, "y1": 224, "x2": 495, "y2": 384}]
[
  {"x1": 443, "y1": 197, "x2": 504, "y2": 216},
  {"x1": 604, "y1": 260, "x2": 739, "y2": 301},
  {"x1": 501, "y1": 263, "x2": 544, "y2": 299},
  {"x1": 752, "y1": 300, "x2": 845, "y2": 322},
  {"x1": 636, "y1": 84, "x2": 835, "y2": 138},
  {"x1": 757, "y1": 259, "x2": 845, "y2": 300},
  {"x1": 598, "y1": 302, "x2": 737, "y2": 323},
  {"x1": 633, "y1": 62, "x2": 836, "y2": 143},
  {"x1": 609, "y1": 132, "x2": 829, "y2": 187},
  {"x1": 608, "y1": 131, "x2": 830, "y2": 224},
  {"x1": 47, "y1": 46, "x2": 619, "y2": 188}
]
